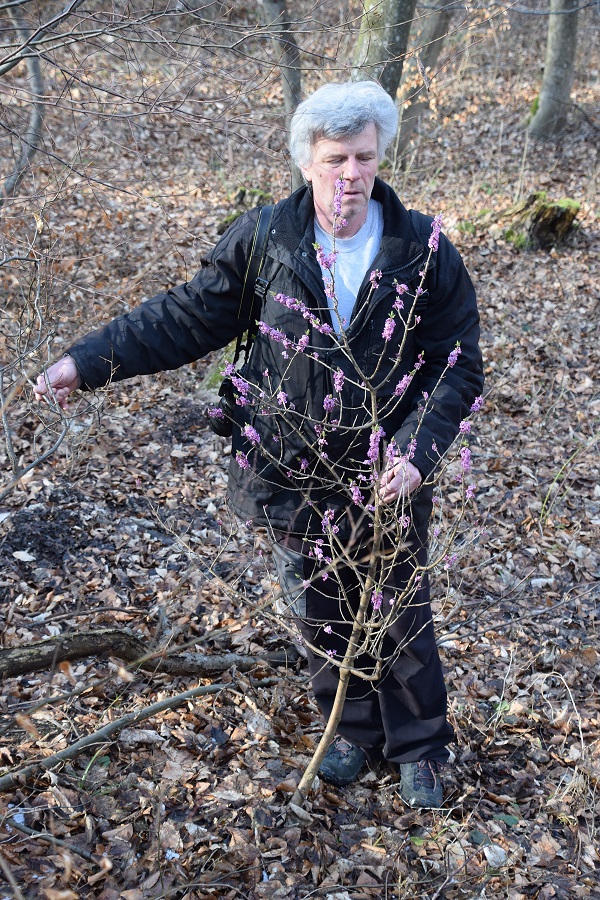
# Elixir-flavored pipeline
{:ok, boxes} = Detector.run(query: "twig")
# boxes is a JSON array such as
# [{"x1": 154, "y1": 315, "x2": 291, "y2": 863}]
[
  {"x1": 0, "y1": 681, "x2": 227, "y2": 792},
  {"x1": 0, "y1": 850, "x2": 26, "y2": 900},
  {"x1": 5, "y1": 816, "x2": 102, "y2": 867},
  {"x1": 437, "y1": 590, "x2": 594, "y2": 646}
]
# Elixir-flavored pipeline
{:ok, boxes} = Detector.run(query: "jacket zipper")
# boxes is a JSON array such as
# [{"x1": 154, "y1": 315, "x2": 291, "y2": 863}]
[{"x1": 346, "y1": 249, "x2": 426, "y2": 341}]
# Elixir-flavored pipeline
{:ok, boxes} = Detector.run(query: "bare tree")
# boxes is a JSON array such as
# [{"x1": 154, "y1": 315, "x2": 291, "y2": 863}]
[
  {"x1": 528, "y1": 0, "x2": 580, "y2": 139},
  {"x1": 395, "y1": 0, "x2": 458, "y2": 156},
  {"x1": 258, "y1": 0, "x2": 303, "y2": 190},
  {"x1": 352, "y1": 0, "x2": 418, "y2": 98}
]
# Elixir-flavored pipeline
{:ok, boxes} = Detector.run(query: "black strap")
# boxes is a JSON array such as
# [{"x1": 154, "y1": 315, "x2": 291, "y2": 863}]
[{"x1": 234, "y1": 204, "x2": 274, "y2": 365}]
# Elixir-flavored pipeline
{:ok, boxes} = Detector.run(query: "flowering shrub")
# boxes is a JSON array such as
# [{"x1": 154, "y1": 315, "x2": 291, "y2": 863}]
[{"x1": 219, "y1": 181, "x2": 484, "y2": 713}]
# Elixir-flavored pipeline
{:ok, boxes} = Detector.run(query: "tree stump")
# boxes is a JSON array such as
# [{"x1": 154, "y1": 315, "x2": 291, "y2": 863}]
[{"x1": 486, "y1": 191, "x2": 580, "y2": 249}]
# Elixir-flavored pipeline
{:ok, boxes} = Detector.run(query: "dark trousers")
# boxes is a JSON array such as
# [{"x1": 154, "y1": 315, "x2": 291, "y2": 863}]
[{"x1": 275, "y1": 532, "x2": 454, "y2": 765}]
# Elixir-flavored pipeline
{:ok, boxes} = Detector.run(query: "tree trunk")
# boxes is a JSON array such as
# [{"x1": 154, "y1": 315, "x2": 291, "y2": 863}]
[
  {"x1": 396, "y1": 0, "x2": 456, "y2": 156},
  {"x1": 258, "y1": 0, "x2": 303, "y2": 191},
  {"x1": 352, "y1": 0, "x2": 418, "y2": 100},
  {"x1": 1, "y1": 8, "x2": 45, "y2": 204},
  {"x1": 529, "y1": 0, "x2": 579, "y2": 140}
]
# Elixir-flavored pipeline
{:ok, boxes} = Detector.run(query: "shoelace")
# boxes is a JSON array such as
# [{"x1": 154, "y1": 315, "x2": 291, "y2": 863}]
[
  {"x1": 331, "y1": 736, "x2": 355, "y2": 758},
  {"x1": 414, "y1": 759, "x2": 444, "y2": 789}
]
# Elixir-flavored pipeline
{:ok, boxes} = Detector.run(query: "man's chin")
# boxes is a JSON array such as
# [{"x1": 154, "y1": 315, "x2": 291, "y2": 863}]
[{"x1": 341, "y1": 198, "x2": 366, "y2": 218}]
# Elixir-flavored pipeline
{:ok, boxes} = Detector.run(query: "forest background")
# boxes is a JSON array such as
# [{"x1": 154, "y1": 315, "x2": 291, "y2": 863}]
[{"x1": 0, "y1": 1, "x2": 598, "y2": 898}]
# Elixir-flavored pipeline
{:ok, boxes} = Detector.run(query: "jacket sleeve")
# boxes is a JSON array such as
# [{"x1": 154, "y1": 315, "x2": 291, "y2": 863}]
[
  {"x1": 392, "y1": 230, "x2": 484, "y2": 480},
  {"x1": 67, "y1": 209, "x2": 261, "y2": 390}
]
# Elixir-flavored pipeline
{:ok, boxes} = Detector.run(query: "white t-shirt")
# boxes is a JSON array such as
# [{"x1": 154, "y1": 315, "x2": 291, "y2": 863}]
[{"x1": 314, "y1": 199, "x2": 384, "y2": 332}]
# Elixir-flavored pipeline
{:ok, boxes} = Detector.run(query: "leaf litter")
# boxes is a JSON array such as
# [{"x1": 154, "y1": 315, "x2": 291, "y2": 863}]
[{"x1": 0, "y1": 10, "x2": 598, "y2": 900}]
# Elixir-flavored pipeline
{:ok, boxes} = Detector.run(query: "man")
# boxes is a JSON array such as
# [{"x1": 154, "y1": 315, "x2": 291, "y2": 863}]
[{"x1": 36, "y1": 81, "x2": 483, "y2": 808}]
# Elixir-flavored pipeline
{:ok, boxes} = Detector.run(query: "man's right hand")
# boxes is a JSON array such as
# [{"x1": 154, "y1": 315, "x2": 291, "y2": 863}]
[{"x1": 34, "y1": 355, "x2": 81, "y2": 409}]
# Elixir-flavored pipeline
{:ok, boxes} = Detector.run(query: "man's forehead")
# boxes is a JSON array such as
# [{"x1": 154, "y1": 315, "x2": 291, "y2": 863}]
[{"x1": 311, "y1": 122, "x2": 378, "y2": 152}]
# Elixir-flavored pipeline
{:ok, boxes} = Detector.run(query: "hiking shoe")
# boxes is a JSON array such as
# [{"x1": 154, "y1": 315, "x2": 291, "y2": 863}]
[
  {"x1": 399, "y1": 759, "x2": 445, "y2": 809},
  {"x1": 319, "y1": 736, "x2": 367, "y2": 787}
]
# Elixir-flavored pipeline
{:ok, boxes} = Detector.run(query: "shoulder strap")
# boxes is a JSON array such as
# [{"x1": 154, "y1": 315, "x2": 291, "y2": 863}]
[{"x1": 234, "y1": 204, "x2": 274, "y2": 365}]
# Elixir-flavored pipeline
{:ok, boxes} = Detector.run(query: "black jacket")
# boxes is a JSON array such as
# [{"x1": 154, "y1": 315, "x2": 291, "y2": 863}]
[{"x1": 69, "y1": 179, "x2": 483, "y2": 536}]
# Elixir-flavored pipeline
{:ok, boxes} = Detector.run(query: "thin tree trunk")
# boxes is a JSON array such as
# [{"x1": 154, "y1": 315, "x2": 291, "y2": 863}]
[
  {"x1": 1, "y1": 9, "x2": 44, "y2": 204},
  {"x1": 529, "y1": 0, "x2": 579, "y2": 139},
  {"x1": 290, "y1": 527, "x2": 384, "y2": 807},
  {"x1": 396, "y1": 0, "x2": 456, "y2": 156},
  {"x1": 258, "y1": 0, "x2": 303, "y2": 191},
  {"x1": 352, "y1": 0, "x2": 418, "y2": 99}
]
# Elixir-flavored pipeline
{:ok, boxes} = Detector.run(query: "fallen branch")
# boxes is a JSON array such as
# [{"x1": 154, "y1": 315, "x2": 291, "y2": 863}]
[
  {"x1": 6, "y1": 816, "x2": 103, "y2": 867},
  {"x1": 0, "y1": 680, "x2": 235, "y2": 792},
  {"x1": 0, "y1": 628, "x2": 299, "y2": 679}
]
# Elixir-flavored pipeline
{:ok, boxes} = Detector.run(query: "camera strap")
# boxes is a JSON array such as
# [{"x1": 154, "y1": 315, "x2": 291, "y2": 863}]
[{"x1": 234, "y1": 204, "x2": 274, "y2": 366}]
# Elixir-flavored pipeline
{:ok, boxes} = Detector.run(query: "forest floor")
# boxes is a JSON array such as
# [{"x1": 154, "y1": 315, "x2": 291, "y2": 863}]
[{"x1": 0, "y1": 9, "x2": 599, "y2": 900}]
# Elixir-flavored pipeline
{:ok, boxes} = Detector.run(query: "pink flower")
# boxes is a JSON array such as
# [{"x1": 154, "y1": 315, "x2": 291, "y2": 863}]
[
  {"x1": 242, "y1": 424, "x2": 261, "y2": 445},
  {"x1": 471, "y1": 395, "x2": 484, "y2": 413},
  {"x1": 428, "y1": 214, "x2": 443, "y2": 252},
  {"x1": 333, "y1": 178, "x2": 345, "y2": 217},
  {"x1": 394, "y1": 373, "x2": 413, "y2": 397},
  {"x1": 447, "y1": 345, "x2": 462, "y2": 368},
  {"x1": 236, "y1": 451, "x2": 250, "y2": 470},
  {"x1": 460, "y1": 446, "x2": 472, "y2": 471},
  {"x1": 316, "y1": 244, "x2": 338, "y2": 270},
  {"x1": 365, "y1": 425, "x2": 385, "y2": 464},
  {"x1": 369, "y1": 269, "x2": 383, "y2": 289},
  {"x1": 351, "y1": 485, "x2": 364, "y2": 505},
  {"x1": 371, "y1": 590, "x2": 383, "y2": 611},
  {"x1": 382, "y1": 317, "x2": 395, "y2": 341}
]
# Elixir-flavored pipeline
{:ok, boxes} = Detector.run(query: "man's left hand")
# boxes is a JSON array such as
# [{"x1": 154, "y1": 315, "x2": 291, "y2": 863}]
[{"x1": 379, "y1": 458, "x2": 422, "y2": 504}]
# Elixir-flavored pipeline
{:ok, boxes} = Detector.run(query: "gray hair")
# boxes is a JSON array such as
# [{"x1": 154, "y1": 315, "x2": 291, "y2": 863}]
[{"x1": 289, "y1": 81, "x2": 398, "y2": 168}]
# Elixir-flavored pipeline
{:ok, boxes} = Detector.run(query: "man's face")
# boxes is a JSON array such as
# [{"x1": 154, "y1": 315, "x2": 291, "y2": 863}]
[{"x1": 301, "y1": 122, "x2": 379, "y2": 239}]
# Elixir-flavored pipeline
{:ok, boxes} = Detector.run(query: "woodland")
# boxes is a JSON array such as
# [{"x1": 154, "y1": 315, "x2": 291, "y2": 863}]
[{"x1": 0, "y1": 1, "x2": 598, "y2": 898}]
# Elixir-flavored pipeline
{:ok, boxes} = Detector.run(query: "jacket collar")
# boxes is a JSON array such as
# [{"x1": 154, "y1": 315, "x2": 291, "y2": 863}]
[{"x1": 273, "y1": 177, "x2": 427, "y2": 265}]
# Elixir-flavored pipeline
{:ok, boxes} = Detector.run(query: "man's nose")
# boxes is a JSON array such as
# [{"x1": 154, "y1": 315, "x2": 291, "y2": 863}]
[{"x1": 343, "y1": 157, "x2": 360, "y2": 181}]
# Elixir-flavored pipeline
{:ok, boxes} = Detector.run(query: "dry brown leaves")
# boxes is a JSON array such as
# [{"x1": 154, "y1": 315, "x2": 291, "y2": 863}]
[{"x1": 1, "y1": 7, "x2": 599, "y2": 899}]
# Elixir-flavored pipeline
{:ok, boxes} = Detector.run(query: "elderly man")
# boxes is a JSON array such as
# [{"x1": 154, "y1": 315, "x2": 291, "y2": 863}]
[{"x1": 36, "y1": 81, "x2": 483, "y2": 808}]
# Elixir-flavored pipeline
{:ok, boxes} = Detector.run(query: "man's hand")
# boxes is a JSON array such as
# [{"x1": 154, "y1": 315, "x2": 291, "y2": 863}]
[
  {"x1": 379, "y1": 457, "x2": 422, "y2": 504},
  {"x1": 34, "y1": 355, "x2": 81, "y2": 409}
]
